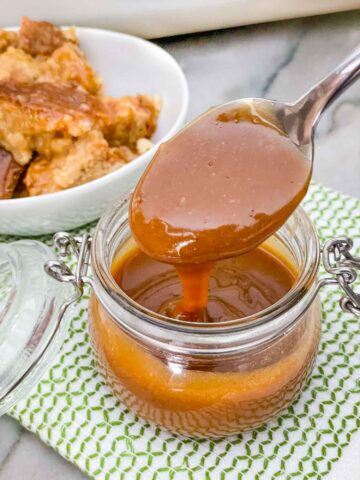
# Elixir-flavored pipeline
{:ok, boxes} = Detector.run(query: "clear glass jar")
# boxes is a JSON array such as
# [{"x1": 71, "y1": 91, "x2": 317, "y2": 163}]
[{"x1": 88, "y1": 197, "x2": 322, "y2": 438}]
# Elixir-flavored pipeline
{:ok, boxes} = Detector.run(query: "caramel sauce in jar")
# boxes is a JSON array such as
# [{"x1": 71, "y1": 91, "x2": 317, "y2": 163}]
[
  {"x1": 89, "y1": 101, "x2": 319, "y2": 437},
  {"x1": 89, "y1": 233, "x2": 321, "y2": 437},
  {"x1": 111, "y1": 239, "x2": 296, "y2": 322}
]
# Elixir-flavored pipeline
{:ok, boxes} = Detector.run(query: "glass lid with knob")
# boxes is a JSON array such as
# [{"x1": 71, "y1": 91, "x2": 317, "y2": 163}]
[{"x1": 0, "y1": 239, "x2": 74, "y2": 415}]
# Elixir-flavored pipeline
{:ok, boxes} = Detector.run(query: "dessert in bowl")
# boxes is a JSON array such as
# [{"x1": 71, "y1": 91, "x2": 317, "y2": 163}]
[{"x1": 0, "y1": 18, "x2": 188, "y2": 235}]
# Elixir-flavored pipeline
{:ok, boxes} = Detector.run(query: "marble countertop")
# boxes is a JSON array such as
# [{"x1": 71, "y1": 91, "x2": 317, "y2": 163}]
[{"x1": 1, "y1": 10, "x2": 359, "y2": 480}]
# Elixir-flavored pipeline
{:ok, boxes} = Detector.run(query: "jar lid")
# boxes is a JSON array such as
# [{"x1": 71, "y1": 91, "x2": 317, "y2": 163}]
[{"x1": 0, "y1": 240, "x2": 72, "y2": 415}]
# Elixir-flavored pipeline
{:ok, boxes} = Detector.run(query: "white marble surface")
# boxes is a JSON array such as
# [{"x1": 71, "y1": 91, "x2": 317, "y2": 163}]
[{"x1": 1, "y1": 10, "x2": 359, "y2": 480}]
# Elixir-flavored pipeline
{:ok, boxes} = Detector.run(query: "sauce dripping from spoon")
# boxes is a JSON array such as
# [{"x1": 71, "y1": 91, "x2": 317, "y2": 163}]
[{"x1": 130, "y1": 100, "x2": 311, "y2": 320}]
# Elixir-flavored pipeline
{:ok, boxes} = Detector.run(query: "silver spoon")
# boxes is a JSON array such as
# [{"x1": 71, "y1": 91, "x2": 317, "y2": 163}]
[
  {"x1": 130, "y1": 46, "x2": 360, "y2": 264},
  {"x1": 255, "y1": 44, "x2": 360, "y2": 164},
  {"x1": 204, "y1": 45, "x2": 360, "y2": 173}
]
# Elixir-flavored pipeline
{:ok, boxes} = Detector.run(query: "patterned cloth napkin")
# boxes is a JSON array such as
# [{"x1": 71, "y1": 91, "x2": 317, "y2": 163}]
[{"x1": 2, "y1": 183, "x2": 360, "y2": 480}]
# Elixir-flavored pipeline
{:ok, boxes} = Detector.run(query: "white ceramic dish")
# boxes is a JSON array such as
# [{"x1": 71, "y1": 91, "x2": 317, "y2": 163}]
[
  {"x1": 0, "y1": 27, "x2": 188, "y2": 236},
  {"x1": 1, "y1": 1, "x2": 357, "y2": 38}
]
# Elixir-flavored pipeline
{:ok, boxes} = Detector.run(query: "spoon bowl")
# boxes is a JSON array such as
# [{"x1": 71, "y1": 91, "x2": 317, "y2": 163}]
[{"x1": 130, "y1": 45, "x2": 360, "y2": 265}]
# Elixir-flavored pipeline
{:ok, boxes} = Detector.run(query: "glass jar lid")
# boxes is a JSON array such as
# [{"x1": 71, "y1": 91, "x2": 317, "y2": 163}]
[{"x1": 0, "y1": 239, "x2": 73, "y2": 415}]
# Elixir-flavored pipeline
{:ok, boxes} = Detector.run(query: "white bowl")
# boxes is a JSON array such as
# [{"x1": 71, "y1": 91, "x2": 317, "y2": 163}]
[{"x1": 0, "y1": 27, "x2": 188, "y2": 236}]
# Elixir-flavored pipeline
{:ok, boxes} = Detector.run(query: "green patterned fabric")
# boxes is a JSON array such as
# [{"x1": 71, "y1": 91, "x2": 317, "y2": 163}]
[{"x1": 2, "y1": 183, "x2": 360, "y2": 479}]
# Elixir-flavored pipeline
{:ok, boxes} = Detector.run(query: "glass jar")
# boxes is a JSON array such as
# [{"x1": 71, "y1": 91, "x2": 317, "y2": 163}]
[
  {"x1": 85, "y1": 197, "x2": 356, "y2": 437},
  {"x1": 1, "y1": 197, "x2": 359, "y2": 438}
]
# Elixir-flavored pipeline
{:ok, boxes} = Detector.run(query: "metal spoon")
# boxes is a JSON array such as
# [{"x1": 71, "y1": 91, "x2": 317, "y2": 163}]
[
  {"x1": 254, "y1": 44, "x2": 360, "y2": 164},
  {"x1": 130, "y1": 45, "x2": 360, "y2": 264}
]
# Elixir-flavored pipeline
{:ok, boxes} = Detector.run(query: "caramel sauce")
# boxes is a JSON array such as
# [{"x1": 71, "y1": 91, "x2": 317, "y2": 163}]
[
  {"x1": 112, "y1": 239, "x2": 296, "y2": 322},
  {"x1": 90, "y1": 293, "x2": 320, "y2": 436},
  {"x1": 130, "y1": 101, "x2": 310, "y2": 319},
  {"x1": 88, "y1": 103, "x2": 318, "y2": 436},
  {"x1": 0, "y1": 81, "x2": 106, "y2": 119}
]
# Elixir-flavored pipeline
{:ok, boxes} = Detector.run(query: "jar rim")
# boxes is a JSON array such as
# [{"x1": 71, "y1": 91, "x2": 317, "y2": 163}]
[{"x1": 91, "y1": 195, "x2": 320, "y2": 338}]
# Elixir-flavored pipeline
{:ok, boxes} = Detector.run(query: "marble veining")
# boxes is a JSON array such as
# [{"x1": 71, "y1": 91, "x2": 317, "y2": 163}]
[{"x1": 0, "y1": 10, "x2": 359, "y2": 479}]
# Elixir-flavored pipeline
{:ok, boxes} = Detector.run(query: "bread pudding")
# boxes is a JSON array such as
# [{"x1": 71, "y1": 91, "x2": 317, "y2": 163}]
[{"x1": 0, "y1": 17, "x2": 160, "y2": 199}]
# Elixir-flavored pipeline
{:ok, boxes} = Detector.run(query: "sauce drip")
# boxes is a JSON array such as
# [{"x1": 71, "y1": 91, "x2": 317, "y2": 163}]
[
  {"x1": 112, "y1": 241, "x2": 296, "y2": 323},
  {"x1": 129, "y1": 101, "x2": 310, "y2": 320}
]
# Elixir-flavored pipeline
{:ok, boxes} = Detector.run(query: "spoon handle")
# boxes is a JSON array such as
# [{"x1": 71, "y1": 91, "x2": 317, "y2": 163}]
[{"x1": 292, "y1": 44, "x2": 360, "y2": 142}]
